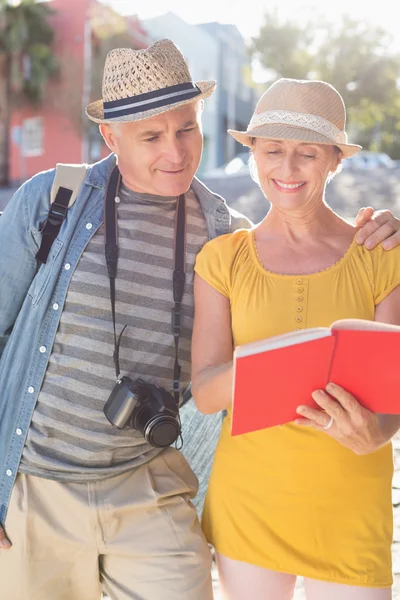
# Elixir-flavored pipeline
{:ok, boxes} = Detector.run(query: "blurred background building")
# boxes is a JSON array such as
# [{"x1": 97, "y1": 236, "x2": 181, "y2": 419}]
[
  {"x1": 143, "y1": 13, "x2": 255, "y2": 173},
  {"x1": 0, "y1": 0, "x2": 255, "y2": 185},
  {"x1": 5, "y1": 0, "x2": 152, "y2": 184}
]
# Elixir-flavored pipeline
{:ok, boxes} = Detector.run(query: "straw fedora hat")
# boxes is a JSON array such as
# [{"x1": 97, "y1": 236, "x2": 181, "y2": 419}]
[
  {"x1": 229, "y1": 78, "x2": 361, "y2": 158},
  {"x1": 86, "y1": 39, "x2": 216, "y2": 124}
]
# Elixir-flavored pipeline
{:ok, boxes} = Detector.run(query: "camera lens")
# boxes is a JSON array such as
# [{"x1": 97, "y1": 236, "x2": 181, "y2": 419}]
[{"x1": 144, "y1": 415, "x2": 181, "y2": 448}]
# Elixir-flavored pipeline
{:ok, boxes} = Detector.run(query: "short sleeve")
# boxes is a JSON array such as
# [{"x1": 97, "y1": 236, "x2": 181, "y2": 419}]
[
  {"x1": 194, "y1": 230, "x2": 250, "y2": 298},
  {"x1": 368, "y1": 245, "x2": 400, "y2": 304},
  {"x1": 194, "y1": 236, "x2": 232, "y2": 297}
]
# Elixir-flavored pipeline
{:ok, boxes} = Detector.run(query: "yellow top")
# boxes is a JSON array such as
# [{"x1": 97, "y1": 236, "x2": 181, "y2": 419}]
[{"x1": 195, "y1": 229, "x2": 400, "y2": 587}]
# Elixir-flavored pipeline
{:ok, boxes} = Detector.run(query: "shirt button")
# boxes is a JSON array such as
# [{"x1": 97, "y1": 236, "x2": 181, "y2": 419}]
[
  {"x1": 296, "y1": 278, "x2": 303, "y2": 284},
  {"x1": 297, "y1": 296, "x2": 304, "y2": 302},
  {"x1": 296, "y1": 306, "x2": 303, "y2": 312},
  {"x1": 28, "y1": 386, "x2": 35, "y2": 393},
  {"x1": 39, "y1": 346, "x2": 47, "y2": 353},
  {"x1": 297, "y1": 288, "x2": 304, "y2": 293},
  {"x1": 86, "y1": 223, "x2": 93, "y2": 230},
  {"x1": 64, "y1": 263, "x2": 71, "y2": 271},
  {"x1": 296, "y1": 316, "x2": 303, "y2": 323},
  {"x1": 53, "y1": 303, "x2": 59, "y2": 311},
  {"x1": 6, "y1": 469, "x2": 12, "y2": 477},
  {"x1": 16, "y1": 428, "x2": 22, "y2": 436}
]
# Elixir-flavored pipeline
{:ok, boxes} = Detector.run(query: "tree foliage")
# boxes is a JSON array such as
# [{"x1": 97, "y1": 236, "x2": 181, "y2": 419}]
[
  {"x1": 0, "y1": 0, "x2": 58, "y2": 184},
  {"x1": 251, "y1": 11, "x2": 400, "y2": 157},
  {"x1": 0, "y1": 0, "x2": 58, "y2": 102}
]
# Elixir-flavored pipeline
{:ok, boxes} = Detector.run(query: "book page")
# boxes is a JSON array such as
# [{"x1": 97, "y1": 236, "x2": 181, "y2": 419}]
[
  {"x1": 331, "y1": 318, "x2": 400, "y2": 333},
  {"x1": 235, "y1": 327, "x2": 331, "y2": 358}
]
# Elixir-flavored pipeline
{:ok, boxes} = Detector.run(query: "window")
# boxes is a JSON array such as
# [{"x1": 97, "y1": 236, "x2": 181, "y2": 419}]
[{"x1": 21, "y1": 118, "x2": 43, "y2": 157}]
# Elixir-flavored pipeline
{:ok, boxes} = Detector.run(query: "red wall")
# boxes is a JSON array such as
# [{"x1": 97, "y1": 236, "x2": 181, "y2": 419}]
[
  {"x1": 10, "y1": 0, "x2": 92, "y2": 182},
  {"x1": 8, "y1": 0, "x2": 151, "y2": 183}
]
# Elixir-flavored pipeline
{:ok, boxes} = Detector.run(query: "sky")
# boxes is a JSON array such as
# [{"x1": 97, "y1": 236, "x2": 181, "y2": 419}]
[{"x1": 107, "y1": 0, "x2": 399, "y2": 46}]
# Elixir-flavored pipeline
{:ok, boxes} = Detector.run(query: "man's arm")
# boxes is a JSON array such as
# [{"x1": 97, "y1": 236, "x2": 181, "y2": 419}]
[
  {"x1": 0, "y1": 182, "x2": 39, "y2": 358},
  {"x1": 0, "y1": 183, "x2": 40, "y2": 548},
  {"x1": 355, "y1": 207, "x2": 400, "y2": 250}
]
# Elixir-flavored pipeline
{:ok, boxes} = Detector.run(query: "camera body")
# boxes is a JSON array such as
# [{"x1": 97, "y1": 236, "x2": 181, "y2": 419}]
[{"x1": 104, "y1": 376, "x2": 181, "y2": 448}]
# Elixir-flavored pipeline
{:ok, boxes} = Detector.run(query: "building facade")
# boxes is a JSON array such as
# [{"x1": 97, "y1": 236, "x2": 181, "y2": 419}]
[
  {"x1": 143, "y1": 12, "x2": 255, "y2": 171},
  {"x1": 8, "y1": 0, "x2": 151, "y2": 184}
]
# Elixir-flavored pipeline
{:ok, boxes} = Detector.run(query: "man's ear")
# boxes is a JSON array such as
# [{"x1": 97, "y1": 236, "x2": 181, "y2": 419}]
[{"x1": 100, "y1": 124, "x2": 118, "y2": 152}]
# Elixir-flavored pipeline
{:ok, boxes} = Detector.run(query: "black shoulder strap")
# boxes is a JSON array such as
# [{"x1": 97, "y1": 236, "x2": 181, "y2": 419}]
[
  {"x1": 35, "y1": 163, "x2": 88, "y2": 265},
  {"x1": 36, "y1": 187, "x2": 72, "y2": 265}
]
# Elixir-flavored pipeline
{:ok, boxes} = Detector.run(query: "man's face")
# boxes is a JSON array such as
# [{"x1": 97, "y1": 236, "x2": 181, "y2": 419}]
[{"x1": 101, "y1": 102, "x2": 203, "y2": 197}]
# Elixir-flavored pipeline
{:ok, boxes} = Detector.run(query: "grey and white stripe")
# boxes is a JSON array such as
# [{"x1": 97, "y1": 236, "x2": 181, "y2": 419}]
[{"x1": 19, "y1": 185, "x2": 209, "y2": 481}]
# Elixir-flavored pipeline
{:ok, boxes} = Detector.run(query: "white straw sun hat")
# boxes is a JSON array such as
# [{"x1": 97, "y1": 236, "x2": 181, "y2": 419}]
[
  {"x1": 229, "y1": 78, "x2": 361, "y2": 158},
  {"x1": 86, "y1": 38, "x2": 216, "y2": 124}
]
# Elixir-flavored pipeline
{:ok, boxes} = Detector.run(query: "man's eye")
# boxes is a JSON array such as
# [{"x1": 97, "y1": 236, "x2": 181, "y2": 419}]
[
  {"x1": 302, "y1": 154, "x2": 316, "y2": 159},
  {"x1": 180, "y1": 127, "x2": 196, "y2": 134},
  {"x1": 145, "y1": 137, "x2": 158, "y2": 142}
]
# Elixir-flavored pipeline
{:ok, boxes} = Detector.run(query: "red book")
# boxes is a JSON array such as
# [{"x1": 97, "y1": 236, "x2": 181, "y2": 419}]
[{"x1": 231, "y1": 319, "x2": 400, "y2": 436}]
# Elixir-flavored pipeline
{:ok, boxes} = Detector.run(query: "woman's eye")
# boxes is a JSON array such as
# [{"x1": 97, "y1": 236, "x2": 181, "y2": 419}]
[{"x1": 302, "y1": 154, "x2": 316, "y2": 159}]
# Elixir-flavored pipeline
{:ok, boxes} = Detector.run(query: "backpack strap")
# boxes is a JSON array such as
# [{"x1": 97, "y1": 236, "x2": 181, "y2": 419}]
[{"x1": 36, "y1": 164, "x2": 87, "y2": 265}]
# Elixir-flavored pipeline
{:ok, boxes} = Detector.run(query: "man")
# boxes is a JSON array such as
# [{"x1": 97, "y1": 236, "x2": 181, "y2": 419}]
[{"x1": 0, "y1": 39, "x2": 398, "y2": 600}]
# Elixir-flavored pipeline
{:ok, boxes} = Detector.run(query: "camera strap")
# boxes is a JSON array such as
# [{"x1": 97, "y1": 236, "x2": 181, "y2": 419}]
[{"x1": 104, "y1": 165, "x2": 186, "y2": 405}]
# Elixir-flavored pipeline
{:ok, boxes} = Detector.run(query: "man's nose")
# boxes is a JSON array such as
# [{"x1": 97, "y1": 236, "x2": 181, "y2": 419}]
[{"x1": 163, "y1": 139, "x2": 186, "y2": 164}]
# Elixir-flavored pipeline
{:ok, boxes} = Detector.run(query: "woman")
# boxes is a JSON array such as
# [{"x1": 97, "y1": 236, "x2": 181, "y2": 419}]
[{"x1": 191, "y1": 78, "x2": 400, "y2": 600}]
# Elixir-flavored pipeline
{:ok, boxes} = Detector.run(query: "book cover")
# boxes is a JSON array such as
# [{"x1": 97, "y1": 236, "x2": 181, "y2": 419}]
[{"x1": 231, "y1": 321, "x2": 400, "y2": 436}]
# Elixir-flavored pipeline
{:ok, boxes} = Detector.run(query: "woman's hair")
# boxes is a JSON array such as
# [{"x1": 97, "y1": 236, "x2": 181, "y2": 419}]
[{"x1": 248, "y1": 138, "x2": 343, "y2": 184}]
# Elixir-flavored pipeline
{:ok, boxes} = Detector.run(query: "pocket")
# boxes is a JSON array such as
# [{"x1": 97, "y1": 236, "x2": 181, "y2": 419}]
[
  {"x1": 27, "y1": 239, "x2": 63, "y2": 306},
  {"x1": 158, "y1": 447, "x2": 199, "y2": 498}
]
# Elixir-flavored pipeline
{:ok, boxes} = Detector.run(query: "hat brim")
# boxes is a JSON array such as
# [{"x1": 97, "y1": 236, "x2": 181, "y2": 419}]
[
  {"x1": 228, "y1": 123, "x2": 361, "y2": 158},
  {"x1": 86, "y1": 80, "x2": 216, "y2": 124}
]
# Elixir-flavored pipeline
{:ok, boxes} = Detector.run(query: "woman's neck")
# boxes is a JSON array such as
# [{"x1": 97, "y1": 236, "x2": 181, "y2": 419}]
[{"x1": 257, "y1": 202, "x2": 354, "y2": 243}]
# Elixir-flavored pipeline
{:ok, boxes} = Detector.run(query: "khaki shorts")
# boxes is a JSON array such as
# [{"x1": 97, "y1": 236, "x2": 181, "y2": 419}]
[{"x1": 0, "y1": 448, "x2": 213, "y2": 600}]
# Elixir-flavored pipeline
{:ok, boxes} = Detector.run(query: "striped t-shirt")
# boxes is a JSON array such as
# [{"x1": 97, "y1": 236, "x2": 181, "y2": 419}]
[{"x1": 19, "y1": 184, "x2": 209, "y2": 481}]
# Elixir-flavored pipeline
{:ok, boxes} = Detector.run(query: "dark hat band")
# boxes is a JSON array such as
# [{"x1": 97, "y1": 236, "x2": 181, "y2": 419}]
[{"x1": 103, "y1": 82, "x2": 201, "y2": 119}]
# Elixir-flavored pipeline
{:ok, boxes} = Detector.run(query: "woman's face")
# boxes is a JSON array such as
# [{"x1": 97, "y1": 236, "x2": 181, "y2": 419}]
[{"x1": 252, "y1": 138, "x2": 341, "y2": 213}]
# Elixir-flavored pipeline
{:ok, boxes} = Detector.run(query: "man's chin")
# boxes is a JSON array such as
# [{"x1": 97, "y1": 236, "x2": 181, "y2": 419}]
[{"x1": 157, "y1": 174, "x2": 193, "y2": 197}]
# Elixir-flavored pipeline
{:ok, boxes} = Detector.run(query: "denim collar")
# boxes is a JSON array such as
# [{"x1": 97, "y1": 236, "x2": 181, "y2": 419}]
[{"x1": 84, "y1": 153, "x2": 228, "y2": 220}]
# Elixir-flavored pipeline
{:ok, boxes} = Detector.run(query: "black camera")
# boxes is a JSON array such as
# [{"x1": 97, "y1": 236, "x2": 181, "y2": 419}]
[{"x1": 103, "y1": 377, "x2": 181, "y2": 448}]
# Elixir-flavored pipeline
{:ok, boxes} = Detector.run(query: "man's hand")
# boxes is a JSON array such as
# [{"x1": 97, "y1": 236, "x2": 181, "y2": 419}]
[
  {"x1": 0, "y1": 523, "x2": 11, "y2": 549},
  {"x1": 295, "y1": 382, "x2": 386, "y2": 455},
  {"x1": 355, "y1": 207, "x2": 400, "y2": 250}
]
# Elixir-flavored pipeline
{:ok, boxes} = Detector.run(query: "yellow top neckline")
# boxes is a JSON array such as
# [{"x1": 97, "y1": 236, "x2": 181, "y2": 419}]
[{"x1": 249, "y1": 229, "x2": 359, "y2": 279}]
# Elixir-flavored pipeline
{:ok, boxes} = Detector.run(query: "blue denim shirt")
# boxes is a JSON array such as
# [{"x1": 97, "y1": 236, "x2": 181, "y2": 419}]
[{"x1": 0, "y1": 153, "x2": 251, "y2": 524}]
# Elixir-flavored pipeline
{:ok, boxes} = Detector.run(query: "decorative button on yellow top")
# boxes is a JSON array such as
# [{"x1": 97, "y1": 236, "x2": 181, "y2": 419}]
[
  {"x1": 298, "y1": 288, "x2": 304, "y2": 293},
  {"x1": 296, "y1": 278, "x2": 303, "y2": 284},
  {"x1": 297, "y1": 296, "x2": 303, "y2": 302},
  {"x1": 296, "y1": 306, "x2": 303, "y2": 312},
  {"x1": 296, "y1": 316, "x2": 303, "y2": 323}
]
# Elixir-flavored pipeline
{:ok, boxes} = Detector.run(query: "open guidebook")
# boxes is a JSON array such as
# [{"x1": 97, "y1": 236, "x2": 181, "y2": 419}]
[{"x1": 231, "y1": 319, "x2": 400, "y2": 435}]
